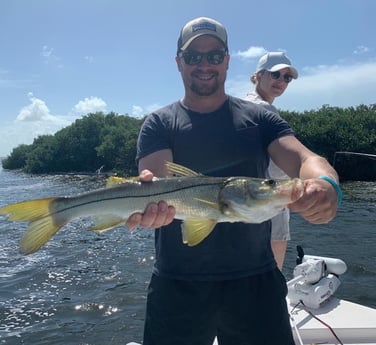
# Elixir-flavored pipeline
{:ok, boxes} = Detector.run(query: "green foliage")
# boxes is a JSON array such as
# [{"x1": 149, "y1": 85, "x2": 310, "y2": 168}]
[
  {"x1": 2, "y1": 105, "x2": 376, "y2": 180},
  {"x1": 95, "y1": 113, "x2": 141, "y2": 176},
  {"x1": 24, "y1": 135, "x2": 58, "y2": 173},
  {"x1": 280, "y1": 104, "x2": 376, "y2": 180},
  {"x1": 2, "y1": 144, "x2": 32, "y2": 169},
  {"x1": 2, "y1": 112, "x2": 144, "y2": 176}
]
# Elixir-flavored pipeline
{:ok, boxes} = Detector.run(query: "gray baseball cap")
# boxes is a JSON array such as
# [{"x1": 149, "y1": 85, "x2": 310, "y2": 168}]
[{"x1": 177, "y1": 17, "x2": 228, "y2": 54}]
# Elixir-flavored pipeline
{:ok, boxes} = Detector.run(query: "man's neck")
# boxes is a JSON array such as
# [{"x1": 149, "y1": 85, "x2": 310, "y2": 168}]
[{"x1": 181, "y1": 93, "x2": 228, "y2": 113}]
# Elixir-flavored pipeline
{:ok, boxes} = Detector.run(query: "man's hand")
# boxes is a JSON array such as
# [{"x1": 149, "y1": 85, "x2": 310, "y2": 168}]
[
  {"x1": 288, "y1": 178, "x2": 339, "y2": 224},
  {"x1": 125, "y1": 169, "x2": 176, "y2": 230}
]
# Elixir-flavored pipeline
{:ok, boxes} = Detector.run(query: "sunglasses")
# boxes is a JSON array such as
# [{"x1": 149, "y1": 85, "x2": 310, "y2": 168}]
[
  {"x1": 179, "y1": 50, "x2": 227, "y2": 65},
  {"x1": 269, "y1": 71, "x2": 293, "y2": 83}
]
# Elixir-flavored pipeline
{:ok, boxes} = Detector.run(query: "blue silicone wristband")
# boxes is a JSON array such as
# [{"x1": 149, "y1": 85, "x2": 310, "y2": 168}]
[{"x1": 317, "y1": 176, "x2": 343, "y2": 206}]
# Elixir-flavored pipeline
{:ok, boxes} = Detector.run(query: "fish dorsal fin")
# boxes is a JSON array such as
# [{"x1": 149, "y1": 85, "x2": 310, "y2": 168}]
[
  {"x1": 181, "y1": 218, "x2": 217, "y2": 246},
  {"x1": 106, "y1": 176, "x2": 139, "y2": 188},
  {"x1": 165, "y1": 161, "x2": 202, "y2": 177}
]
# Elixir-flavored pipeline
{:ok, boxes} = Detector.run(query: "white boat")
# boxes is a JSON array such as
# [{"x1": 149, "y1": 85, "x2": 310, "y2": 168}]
[
  {"x1": 288, "y1": 296, "x2": 376, "y2": 344},
  {"x1": 287, "y1": 246, "x2": 376, "y2": 344},
  {"x1": 127, "y1": 247, "x2": 376, "y2": 345}
]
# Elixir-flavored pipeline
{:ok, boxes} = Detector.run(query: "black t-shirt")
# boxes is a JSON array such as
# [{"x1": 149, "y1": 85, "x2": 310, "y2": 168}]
[{"x1": 136, "y1": 96, "x2": 294, "y2": 280}]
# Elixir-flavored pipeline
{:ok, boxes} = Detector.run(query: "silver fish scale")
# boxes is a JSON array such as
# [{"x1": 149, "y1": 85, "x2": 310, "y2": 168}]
[{"x1": 50, "y1": 175, "x2": 299, "y2": 225}]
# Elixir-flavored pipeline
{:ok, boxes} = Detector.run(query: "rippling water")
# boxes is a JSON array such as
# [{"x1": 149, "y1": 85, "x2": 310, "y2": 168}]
[{"x1": 0, "y1": 165, "x2": 375, "y2": 344}]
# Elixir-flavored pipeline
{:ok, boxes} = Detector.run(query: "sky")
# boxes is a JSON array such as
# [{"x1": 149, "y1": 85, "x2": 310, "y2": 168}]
[{"x1": 0, "y1": 0, "x2": 375, "y2": 157}]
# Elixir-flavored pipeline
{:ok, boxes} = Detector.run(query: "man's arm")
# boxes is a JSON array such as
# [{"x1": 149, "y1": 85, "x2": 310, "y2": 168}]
[
  {"x1": 125, "y1": 149, "x2": 176, "y2": 230},
  {"x1": 138, "y1": 149, "x2": 173, "y2": 177},
  {"x1": 268, "y1": 135, "x2": 340, "y2": 224}
]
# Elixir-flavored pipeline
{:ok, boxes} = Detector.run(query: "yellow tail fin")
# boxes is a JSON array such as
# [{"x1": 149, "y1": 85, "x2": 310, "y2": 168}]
[
  {"x1": 0, "y1": 198, "x2": 63, "y2": 254},
  {"x1": 0, "y1": 198, "x2": 56, "y2": 221}
]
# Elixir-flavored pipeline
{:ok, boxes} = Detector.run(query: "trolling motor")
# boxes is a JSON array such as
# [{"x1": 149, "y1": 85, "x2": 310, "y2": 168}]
[{"x1": 287, "y1": 245, "x2": 347, "y2": 309}]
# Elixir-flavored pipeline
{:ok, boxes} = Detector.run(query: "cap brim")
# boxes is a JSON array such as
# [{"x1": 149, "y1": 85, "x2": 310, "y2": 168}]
[{"x1": 268, "y1": 64, "x2": 298, "y2": 79}]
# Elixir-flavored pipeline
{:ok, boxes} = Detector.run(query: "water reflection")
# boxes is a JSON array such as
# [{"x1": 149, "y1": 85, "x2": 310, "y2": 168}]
[{"x1": 0, "y1": 169, "x2": 375, "y2": 344}]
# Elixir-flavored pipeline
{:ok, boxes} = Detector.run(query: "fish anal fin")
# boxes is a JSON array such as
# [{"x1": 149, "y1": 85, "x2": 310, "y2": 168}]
[
  {"x1": 165, "y1": 162, "x2": 202, "y2": 177},
  {"x1": 181, "y1": 218, "x2": 217, "y2": 246},
  {"x1": 89, "y1": 215, "x2": 125, "y2": 233}
]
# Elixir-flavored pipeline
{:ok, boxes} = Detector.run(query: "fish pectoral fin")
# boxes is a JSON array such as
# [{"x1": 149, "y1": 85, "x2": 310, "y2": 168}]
[
  {"x1": 165, "y1": 161, "x2": 202, "y2": 177},
  {"x1": 193, "y1": 198, "x2": 221, "y2": 211},
  {"x1": 181, "y1": 218, "x2": 217, "y2": 246},
  {"x1": 89, "y1": 215, "x2": 125, "y2": 233}
]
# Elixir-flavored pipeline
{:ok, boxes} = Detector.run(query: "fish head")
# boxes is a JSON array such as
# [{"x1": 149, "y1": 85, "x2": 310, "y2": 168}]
[{"x1": 218, "y1": 177, "x2": 304, "y2": 223}]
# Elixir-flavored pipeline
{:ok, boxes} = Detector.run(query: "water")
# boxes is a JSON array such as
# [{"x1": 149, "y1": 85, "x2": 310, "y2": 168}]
[{"x1": 0, "y1": 165, "x2": 375, "y2": 344}]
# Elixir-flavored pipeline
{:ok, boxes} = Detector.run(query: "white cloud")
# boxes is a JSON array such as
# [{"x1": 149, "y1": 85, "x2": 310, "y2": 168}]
[
  {"x1": 353, "y1": 45, "x2": 370, "y2": 55},
  {"x1": 40, "y1": 45, "x2": 62, "y2": 68},
  {"x1": 0, "y1": 94, "x2": 110, "y2": 157},
  {"x1": 84, "y1": 56, "x2": 94, "y2": 63},
  {"x1": 130, "y1": 103, "x2": 162, "y2": 118},
  {"x1": 40, "y1": 45, "x2": 54, "y2": 61},
  {"x1": 73, "y1": 96, "x2": 107, "y2": 114},
  {"x1": 131, "y1": 105, "x2": 144, "y2": 118},
  {"x1": 0, "y1": 119, "x2": 70, "y2": 158},
  {"x1": 232, "y1": 46, "x2": 266, "y2": 59},
  {"x1": 17, "y1": 93, "x2": 53, "y2": 122},
  {"x1": 0, "y1": 95, "x2": 110, "y2": 157}
]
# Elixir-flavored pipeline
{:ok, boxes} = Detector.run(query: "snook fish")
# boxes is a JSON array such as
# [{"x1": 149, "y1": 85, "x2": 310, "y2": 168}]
[{"x1": 0, "y1": 162, "x2": 304, "y2": 254}]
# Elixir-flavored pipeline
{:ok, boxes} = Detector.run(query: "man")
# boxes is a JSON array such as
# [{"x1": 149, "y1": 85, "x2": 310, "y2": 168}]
[
  {"x1": 127, "y1": 17, "x2": 341, "y2": 345},
  {"x1": 245, "y1": 52, "x2": 299, "y2": 270}
]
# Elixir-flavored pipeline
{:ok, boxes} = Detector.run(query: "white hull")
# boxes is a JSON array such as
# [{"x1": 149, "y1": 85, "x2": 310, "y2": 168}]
[{"x1": 288, "y1": 296, "x2": 376, "y2": 345}]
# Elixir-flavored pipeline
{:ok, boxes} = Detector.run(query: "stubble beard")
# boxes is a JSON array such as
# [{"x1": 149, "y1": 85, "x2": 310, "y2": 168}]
[
  {"x1": 190, "y1": 82, "x2": 219, "y2": 96},
  {"x1": 189, "y1": 71, "x2": 222, "y2": 97}
]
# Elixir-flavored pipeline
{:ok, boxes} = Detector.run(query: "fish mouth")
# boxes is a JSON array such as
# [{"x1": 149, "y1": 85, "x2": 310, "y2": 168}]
[
  {"x1": 276, "y1": 179, "x2": 304, "y2": 202},
  {"x1": 290, "y1": 179, "x2": 304, "y2": 202}
]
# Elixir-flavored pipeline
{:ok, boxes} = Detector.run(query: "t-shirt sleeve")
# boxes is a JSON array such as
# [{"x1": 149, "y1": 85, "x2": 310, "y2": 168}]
[
  {"x1": 260, "y1": 109, "x2": 295, "y2": 148},
  {"x1": 136, "y1": 112, "x2": 171, "y2": 163}
]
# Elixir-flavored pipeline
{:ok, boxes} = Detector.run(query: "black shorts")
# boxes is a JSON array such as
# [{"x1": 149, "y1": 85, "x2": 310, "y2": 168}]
[{"x1": 142, "y1": 268, "x2": 295, "y2": 345}]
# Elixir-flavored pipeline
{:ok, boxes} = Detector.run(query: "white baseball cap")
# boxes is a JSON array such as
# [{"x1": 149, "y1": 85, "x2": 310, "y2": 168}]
[{"x1": 256, "y1": 52, "x2": 298, "y2": 79}]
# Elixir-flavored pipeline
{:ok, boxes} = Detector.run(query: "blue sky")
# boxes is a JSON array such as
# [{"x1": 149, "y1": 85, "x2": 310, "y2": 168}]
[{"x1": 1, "y1": 0, "x2": 375, "y2": 157}]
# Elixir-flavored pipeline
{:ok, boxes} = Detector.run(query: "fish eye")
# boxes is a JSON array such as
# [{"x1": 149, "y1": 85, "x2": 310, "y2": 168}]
[{"x1": 263, "y1": 179, "x2": 276, "y2": 186}]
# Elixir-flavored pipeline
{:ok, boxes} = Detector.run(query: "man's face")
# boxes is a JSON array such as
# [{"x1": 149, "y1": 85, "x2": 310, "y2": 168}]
[{"x1": 176, "y1": 35, "x2": 229, "y2": 97}]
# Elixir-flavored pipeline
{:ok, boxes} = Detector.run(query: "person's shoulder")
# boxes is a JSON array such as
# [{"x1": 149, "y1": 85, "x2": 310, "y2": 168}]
[
  {"x1": 151, "y1": 101, "x2": 181, "y2": 116},
  {"x1": 243, "y1": 93, "x2": 279, "y2": 113},
  {"x1": 229, "y1": 95, "x2": 261, "y2": 109},
  {"x1": 229, "y1": 95, "x2": 271, "y2": 115},
  {"x1": 142, "y1": 101, "x2": 182, "y2": 125},
  {"x1": 244, "y1": 91, "x2": 263, "y2": 103}
]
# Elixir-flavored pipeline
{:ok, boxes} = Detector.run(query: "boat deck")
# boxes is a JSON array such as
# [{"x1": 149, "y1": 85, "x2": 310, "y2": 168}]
[{"x1": 288, "y1": 297, "x2": 376, "y2": 344}]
